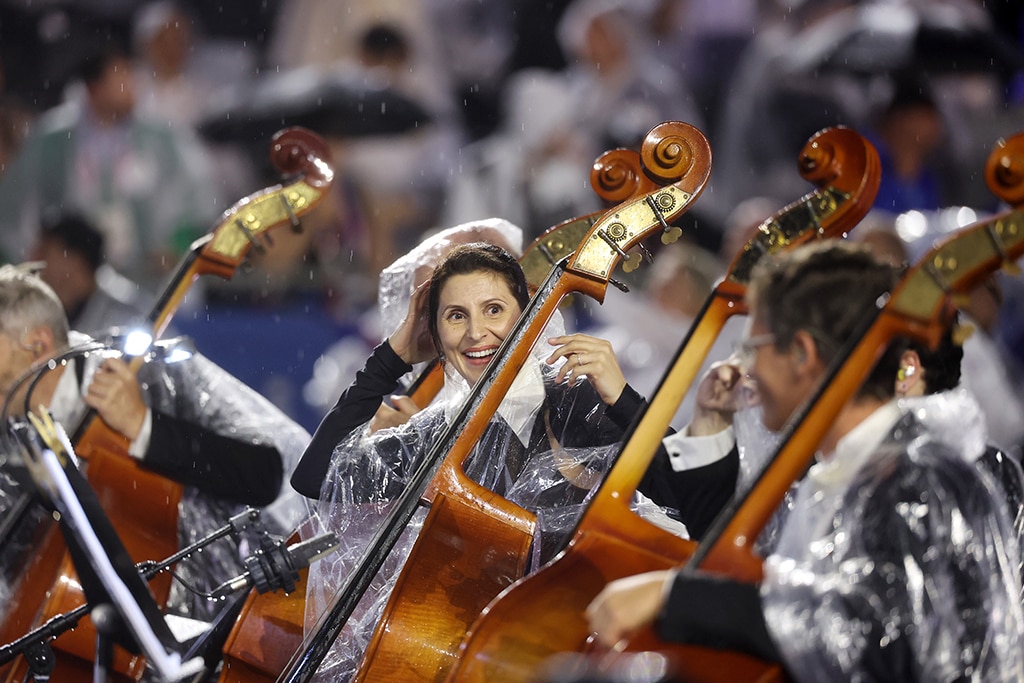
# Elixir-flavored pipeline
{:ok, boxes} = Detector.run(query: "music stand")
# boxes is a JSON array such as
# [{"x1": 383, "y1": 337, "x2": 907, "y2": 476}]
[{"x1": 12, "y1": 412, "x2": 205, "y2": 682}]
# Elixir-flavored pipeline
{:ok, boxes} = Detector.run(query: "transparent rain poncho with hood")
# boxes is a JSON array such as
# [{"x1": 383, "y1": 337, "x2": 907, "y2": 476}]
[
  {"x1": 761, "y1": 388, "x2": 1024, "y2": 681},
  {"x1": 297, "y1": 218, "x2": 677, "y2": 680}
]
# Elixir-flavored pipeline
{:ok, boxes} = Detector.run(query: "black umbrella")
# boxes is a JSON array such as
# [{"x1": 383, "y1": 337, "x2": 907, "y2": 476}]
[
  {"x1": 197, "y1": 65, "x2": 432, "y2": 145},
  {"x1": 781, "y1": 2, "x2": 1024, "y2": 79}
]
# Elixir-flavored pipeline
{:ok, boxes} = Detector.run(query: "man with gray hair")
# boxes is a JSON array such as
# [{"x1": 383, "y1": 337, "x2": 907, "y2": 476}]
[{"x1": 0, "y1": 263, "x2": 310, "y2": 622}]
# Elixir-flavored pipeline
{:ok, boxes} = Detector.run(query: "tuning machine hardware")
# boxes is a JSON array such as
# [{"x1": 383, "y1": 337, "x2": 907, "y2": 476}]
[{"x1": 645, "y1": 194, "x2": 682, "y2": 244}]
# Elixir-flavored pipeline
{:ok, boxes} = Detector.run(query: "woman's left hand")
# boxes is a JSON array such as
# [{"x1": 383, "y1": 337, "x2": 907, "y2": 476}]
[{"x1": 546, "y1": 334, "x2": 627, "y2": 405}]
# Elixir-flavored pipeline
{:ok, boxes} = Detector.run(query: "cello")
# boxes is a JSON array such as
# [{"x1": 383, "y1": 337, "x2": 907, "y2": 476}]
[
  {"x1": 277, "y1": 121, "x2": 712, "y2": 683},
  {"x1": 444, "y1": 125, "x2": 882, "y2": 682},
  {"x1": 0, "y1": 127, "x2": 333, "y2": 682},
  {"x1": 214, "y1": 145, "x2": 669, "y2": 682}
]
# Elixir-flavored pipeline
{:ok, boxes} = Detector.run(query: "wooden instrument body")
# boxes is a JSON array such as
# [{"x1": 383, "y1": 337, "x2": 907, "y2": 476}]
[
  {"x1": 216, "y1": 126, "x2": 704, "y2": 683},
  {"x1": 446, "y1": 126, "x2": 883, "y2": 683},
  {"x1": 348, "y1": 122, "x2": 712, "y2": 683},
  {"x1": 0, "y1": 129, "x2": 332, "y2": 683},
  {"x1": 218, "y1": 528, "x2": 310, "y2": 683}
]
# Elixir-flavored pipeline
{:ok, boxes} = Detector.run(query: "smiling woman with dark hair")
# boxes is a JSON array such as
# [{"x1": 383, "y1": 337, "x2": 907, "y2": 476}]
[
  {"x1": 292, "y1": 239, "x2": 663, "y2": 681},
  {"x1": 291, "y1": 241, "x2": 645, "y2": 501}
]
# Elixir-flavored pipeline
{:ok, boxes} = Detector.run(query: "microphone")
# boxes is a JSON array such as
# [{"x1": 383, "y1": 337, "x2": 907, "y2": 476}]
[{"x1": 210, "y1": 532, "x2": 340, "y2": 601}]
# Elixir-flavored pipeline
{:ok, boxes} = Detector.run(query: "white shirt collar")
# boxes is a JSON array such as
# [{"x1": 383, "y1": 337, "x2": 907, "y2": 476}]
[
  {"x1": 807, "y1": 400, "x2": 902, "y2": 489},
  {"x1": 443, "y1": 359, "x2": 546, "y2": 448},
  {"x1": 48, "y1": 359, "x2": 86, "y2": 427}
]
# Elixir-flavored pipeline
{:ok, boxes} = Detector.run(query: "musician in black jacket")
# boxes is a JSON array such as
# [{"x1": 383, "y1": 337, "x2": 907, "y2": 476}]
[
  {"x1": 587, "y1": 241, "x2": 1024, "y2": 681},
  {"x1": 0, "y1": 263, "x2": 309, "y2": 618}
]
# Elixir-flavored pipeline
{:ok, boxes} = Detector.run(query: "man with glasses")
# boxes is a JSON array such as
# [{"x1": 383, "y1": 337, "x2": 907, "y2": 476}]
[{"x1": 587, "y1": 240, "x2": 1024, "y2": 681}]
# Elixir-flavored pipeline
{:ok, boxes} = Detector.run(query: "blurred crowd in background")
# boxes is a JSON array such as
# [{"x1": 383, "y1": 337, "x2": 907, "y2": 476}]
[{"x1": 0, "y1": 0, "x2": 1022, "y2": 453}]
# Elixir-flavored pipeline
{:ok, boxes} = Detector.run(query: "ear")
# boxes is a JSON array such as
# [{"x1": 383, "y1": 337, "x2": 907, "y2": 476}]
[
  {"x1": 21, "y1": 326, "x2": 57, "y2": 361},
  {"x1": 790, "y1": 329, "x2": 822, "y2": 375},
  {"x1": 896, "y1": 349, "x2": 923, "y2": 396}
]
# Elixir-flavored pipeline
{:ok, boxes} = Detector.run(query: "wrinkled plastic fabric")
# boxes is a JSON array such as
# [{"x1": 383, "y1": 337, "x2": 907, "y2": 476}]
[
  {"x1": 130, "y1": 343, "x2": 312, "y2": 619},
  {"x1": 761, "y1": 389, "x2": 1024, "y2": 682},
  {"x1": 0, "y1": 333, "x2": 312, "y2": 624},
  {"x1": 302, "y1": 358, "x2": 638, "y2": 681},
  {"x1": 0, "y1": 467, "x2": 40, "y2": 618}
]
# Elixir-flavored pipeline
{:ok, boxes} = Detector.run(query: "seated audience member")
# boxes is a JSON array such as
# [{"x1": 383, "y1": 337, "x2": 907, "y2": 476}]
[{"x1": 28, "y1": 210, "x2": 149, "y2": 336}]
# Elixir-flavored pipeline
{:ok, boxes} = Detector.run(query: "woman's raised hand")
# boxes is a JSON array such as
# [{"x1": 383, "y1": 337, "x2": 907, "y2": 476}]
[
  {"x1": 388, "y1": 280, "x2": 436, "y2": 365},
  {"x1": 689, "y1": 356, "x2": 754, "y2": 436},
  {"x1": 546, "y1": 333, "x2": 627, "y2": 406}
]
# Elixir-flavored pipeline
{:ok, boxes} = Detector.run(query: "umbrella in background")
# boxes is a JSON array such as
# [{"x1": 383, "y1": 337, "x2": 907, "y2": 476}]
[
  {"x1": 781, "y1": 2, "x2": 1024, "y2": 79},
  {"x1": 197, "y1": 64, "x2": 432, "y2": 145}
]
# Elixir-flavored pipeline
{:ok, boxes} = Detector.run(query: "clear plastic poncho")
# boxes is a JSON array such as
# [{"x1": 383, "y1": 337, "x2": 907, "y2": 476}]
[
  {"x1": 761, "y1": 389, "x2": 1024, "y2": 682},
  {"x1": 302, "y1": 349, "x2": 632, "y2": 681},
  {"x1": 130, "y1": 338, "x2": 312, "y2": 619}
]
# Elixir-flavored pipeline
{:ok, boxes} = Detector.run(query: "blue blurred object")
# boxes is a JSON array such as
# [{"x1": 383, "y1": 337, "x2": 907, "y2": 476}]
[{"x1": 174, "y1": 302, "x2": 355, "y2": 433}]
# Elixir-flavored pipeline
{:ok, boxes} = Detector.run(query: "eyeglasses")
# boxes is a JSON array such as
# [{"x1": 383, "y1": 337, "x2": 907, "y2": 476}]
[{"x1": 734, "y1": 333, "x2": 776, "y2": 369}]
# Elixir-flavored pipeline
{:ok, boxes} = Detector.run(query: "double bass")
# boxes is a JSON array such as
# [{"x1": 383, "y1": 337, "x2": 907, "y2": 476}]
[
  {"x1": 0, "y1": 128, "x2": 333, "y2": 682},
  {"x1": 444, "y1": 125, "x2": 882, "y2": 682},
  {"x1": 278, "y1": 121, "x2": 712, "y2": 682},
  {"x1": 214, "y1": 146, "x2": 655, "y2": 683},
  {"x1": 449, "y1": 132, "x2": 1024, "y2": 682}
]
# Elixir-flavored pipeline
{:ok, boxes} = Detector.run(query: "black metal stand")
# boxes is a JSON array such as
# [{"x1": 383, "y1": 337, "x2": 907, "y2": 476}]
[
  {"x1": 1, "y1": 414, "x2": 207, "y2": 682},
  {"x1": 0, "y1": 508, "x2": 264, "y2": 674}
]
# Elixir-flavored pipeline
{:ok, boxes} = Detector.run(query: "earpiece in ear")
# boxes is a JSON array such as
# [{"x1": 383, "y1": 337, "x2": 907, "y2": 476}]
[
  {"x1": 897, "y1": 365, "x2": 916, "y2": 381},
  {"x1": 795, "y1": 348, "x2": 806, "y2": 363}
]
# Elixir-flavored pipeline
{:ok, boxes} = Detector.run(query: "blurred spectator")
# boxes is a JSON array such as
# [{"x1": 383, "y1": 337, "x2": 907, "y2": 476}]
[
  {"x1": 709, "y1": 0, "x2": 858, "y2": 227},
  {"x1": 0, "y1": 44, "x2": 222, "y2": 291},
  {"x1": 0, "y1": 55, "x2": 35, "y2": 186},
  {"x1": 424, "y1": 0, "x2": 517, "y2": 140},
  {"x1": 132, "y1": 1, "x2": 261, "y2": 208},
  {"x1": 133, "y1": 1, "x2": 215, "y2": 128},
  {"x1": 644, "y1": 0, "x2": 759, "y2": 142},
  {"x1": 443, "y1": 68, "x2": 601, "y2": 237},
  {"x1": 340, "y1": 21, "x2": 464, "y2": 270},
  {"x1": 865, "y1": 75, "x2": 948, "y2": 214},
  {"x1": 556, "y1": 0, "x2": 703, "y2": 155},
  {"x1": 445, "y1": 0, "x2": 706, "y2": 239},
  {"x1": 28, "y1": 210, "x2": 148, "y2": 336},
  {"x1": 267, "y1": 4, "x2": 465, "y2": 282}
]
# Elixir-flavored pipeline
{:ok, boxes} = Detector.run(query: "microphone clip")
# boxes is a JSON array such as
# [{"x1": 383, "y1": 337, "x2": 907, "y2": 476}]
[{"x1": 245, "y1": 531, "x2": 302, "y2": 595}]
